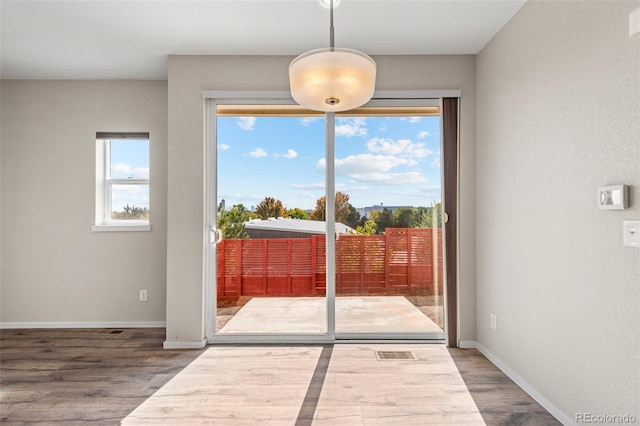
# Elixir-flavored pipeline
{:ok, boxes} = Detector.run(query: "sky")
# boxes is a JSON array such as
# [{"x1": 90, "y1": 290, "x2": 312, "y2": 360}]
[
  {"x1": 109, "y1": 139, "x2": 150, "y2": 212},
  {"x1": 216, "y1": 114, "x2": 442, "y2": 212}
]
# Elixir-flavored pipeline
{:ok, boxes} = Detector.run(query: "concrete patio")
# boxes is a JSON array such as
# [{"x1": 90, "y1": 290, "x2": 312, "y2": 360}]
[{"x1": 218, "y1": 296, "x2": 443, "y2": 334}]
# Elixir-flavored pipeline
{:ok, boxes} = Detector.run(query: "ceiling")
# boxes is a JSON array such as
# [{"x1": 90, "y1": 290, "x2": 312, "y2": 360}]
[{"x1": 0, "y1": 0, "x2": 526, "y2": 80}]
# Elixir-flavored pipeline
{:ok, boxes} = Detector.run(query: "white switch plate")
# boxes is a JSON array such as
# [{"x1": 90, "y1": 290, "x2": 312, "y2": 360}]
[
  {"x1": 490, "y1": 313, "x2": 497, "y2": 331},
  {"x1": 623, "y1": 220, "x2": 640, "y2": 248},
  {"x1": 139, "y1": 289, "x2": 148, "y2": 302}
]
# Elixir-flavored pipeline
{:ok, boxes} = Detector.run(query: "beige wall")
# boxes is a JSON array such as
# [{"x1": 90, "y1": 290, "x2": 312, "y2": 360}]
[
  {"x1": 476, "y1": 1, "x2": 640, "y2": 421},
  {"x1": 165, "y1": 55, "x2": 477, "y2": 344},
  {"x1": 0, "y1": 80, "x2": 168, "y2": 325}
]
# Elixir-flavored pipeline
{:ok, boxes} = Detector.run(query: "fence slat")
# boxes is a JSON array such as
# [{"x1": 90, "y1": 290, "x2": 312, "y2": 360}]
[{"x1": 218, "y1": 228, "x2": 442, "y2": 298}]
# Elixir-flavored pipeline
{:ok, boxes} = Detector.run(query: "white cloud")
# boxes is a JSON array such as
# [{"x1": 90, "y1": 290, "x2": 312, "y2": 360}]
[
  {"x1": 237, "y1": 117, "x2": 256, "y2": 131},
  {"x1": 318, "y1": 154, "x2": 409, "y2": 174},
  {"x1": 111, "y1": 163, "x2": 149, "y2": 179},
  {"x1": 379, "y1": 124, "x2": 388, "y2": 132},
  {"x1": 218, "y1": 144, "x2": 230, "y2": 150},
  {"x1": 400, "y1": 116, "x2": 421, "y2": 123},
  {"x1": 298, "y1": 117, "x2": 322, "y2": 127},
  {"x1": 248, "y1": 147, "x2": 267, "y2": 158},
  {"x1": 339, "y1": 154, "x2": 410, "y2": 172},
  {"x1": 389, "y1": 186, "x2": 441, "y2": 202},
  {"x1": 340, "y1": 184, "x2": 369, "y2": 193},
  {"x1": 348, "y1": 171, "x2": 427, "y2": 185},
  {"x1": 417, "y1": 131, "x2": 429, "y2": 139},
  {"x1": 275, "y1": 149, "x2": 298, "y2": 159},
  {"x1": 430, "y1": 157, "x2": 441, "y2": 168},
  {"x1": 111, "y1": 184, "x2": 149, "y2": 211},
  {"x1": 291, "y1": 182, "x2": 325, "y2": 190},
  {"x1": 316, "y1": 154, "x2": 426, "y2": 185},
  {"x1": 335, "y1": 118, "x2": 367, "y2": 137},
  {"x1": 366, "y1": 137, "x2": 432, "y2": 159},
  {"x1": 112, "y1": 184, "x2": 146, "y2": 196},
  {"x1": 296, "y1": 191, "x2": 317, "y2": 200}
]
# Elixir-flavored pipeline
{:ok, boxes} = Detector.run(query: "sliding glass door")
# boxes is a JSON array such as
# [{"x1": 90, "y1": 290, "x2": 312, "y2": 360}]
[
  {"x1": 205, "y1": 94, "x2": 449, "y2": 343},
  {"x1": 210, "y1": 103, "x2": 329, "y2": 339},
  {"x1": 332, "y1": 105, "x2": 444, "y2": 339}
]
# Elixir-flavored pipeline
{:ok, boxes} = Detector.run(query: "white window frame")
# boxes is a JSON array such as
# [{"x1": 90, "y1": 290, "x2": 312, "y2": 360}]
[{"x1": 92, "y1": 132, "x2": 151, "y2": 232}]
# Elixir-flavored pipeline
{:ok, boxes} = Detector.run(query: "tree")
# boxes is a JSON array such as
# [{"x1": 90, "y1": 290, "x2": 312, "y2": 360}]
[
  {"x1": 255, "y1": 196, "x2": 286, "y2": 220},
  {"x1": 218, "y1": 203, "x2": 251, "y2": 239},
  {"x1": 356, "y1": 219, "x2": 377, "y2": 235},
  {"x1": 345, "y1": 205, "x2": 361, "y2": 229},
  {"x1": 392, "y1": 206, "x2": 418, "y2": 228},
  {"x1": 112, "y1": 204, "x2": 149, "y2": 220},
  {"x1": 371, "y1": 208, "x2": 394, "y2": 234},
  {"x1": 310, "y1": 192, "x2": 354, "y2": 224},
  {"x1": 310, "y1": 197, "x2": 326, "y2": 221},
  {"x1": 287, "y1": 207, "x2": 310, "y2": 220},
  {"x1": 417, "y1": 203, "x2": 443, "y2": 228}
]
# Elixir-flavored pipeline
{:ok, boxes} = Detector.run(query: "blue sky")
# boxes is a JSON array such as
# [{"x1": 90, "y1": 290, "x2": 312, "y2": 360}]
[
  {"x1": 216, "y1": 115, "x2": 441, "y2": 211},
  {"x1": 109, "y1": 139, "x2": 149, "y2": 212}
]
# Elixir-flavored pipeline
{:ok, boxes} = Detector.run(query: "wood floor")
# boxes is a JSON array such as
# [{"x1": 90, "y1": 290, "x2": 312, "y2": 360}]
[
  {"x1": 0, "y1": 328, "x2": 559, "y2": 425},
  {"x1": 0, "y1": 328, "x2": 205, "y2": 425}
]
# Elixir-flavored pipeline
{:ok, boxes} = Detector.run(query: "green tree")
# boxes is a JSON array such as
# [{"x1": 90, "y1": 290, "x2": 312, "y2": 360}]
[
  {"x1": 345, "y1": 205, "x2": 361, "y2": 229},
  {"x1": 392, "y1": 206, "x2": 418, "y2": 228},
  {"x1": 310, "y1": 192, "x2": 354, "y2": 224},
  {"x1": 417, "y1": 203, "x2": 443, "y2": 228},
  {"x1": 371, "y1": 208, "x2": 394, "y2": 234},
  {"x1": 218, "y1": 203, "x2": 251, "y2": 239},
  {"x1": 255, "y1": 196, "x2": 286, "y2": 219},
  {"x1": 287, "y1": 207, "x2": 310, "y2": 220},
  {"x1": 356, "y1": 219, "x2": 377, "y2": 235}
]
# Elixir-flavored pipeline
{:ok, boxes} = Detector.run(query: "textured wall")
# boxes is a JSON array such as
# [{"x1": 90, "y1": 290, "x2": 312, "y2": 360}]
[
  {"x1": 166, "y1": 55, "x2": 477, "y2": 344},
  {"x1": 476, "y1": 1, "x2": 640, "y2": 420},
  {"x1": 1, "y1": 80, "x2": 168, "y2": 325}
]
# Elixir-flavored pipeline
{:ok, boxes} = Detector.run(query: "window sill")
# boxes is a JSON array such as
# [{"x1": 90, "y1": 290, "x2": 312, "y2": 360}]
[{"x1": 92, "y1": 224, "x2": 151, "y2": 232}]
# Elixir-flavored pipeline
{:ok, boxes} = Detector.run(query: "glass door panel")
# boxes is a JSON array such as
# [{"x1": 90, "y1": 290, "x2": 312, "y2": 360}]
[
  {"x1": 213, "y1": 104, "x2": 328, "y2": 335},
  {"x1": 332, "y1": 107, "x2": 445, "y2": 338}
]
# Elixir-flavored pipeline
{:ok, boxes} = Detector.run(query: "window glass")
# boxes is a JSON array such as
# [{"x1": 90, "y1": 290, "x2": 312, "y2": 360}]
[
  {"x1": 110, "y1": 184, "x2": 150, "y2": 220},
  {"x1": 109, "y1": 139, "x2": 150, "y2": 179}
]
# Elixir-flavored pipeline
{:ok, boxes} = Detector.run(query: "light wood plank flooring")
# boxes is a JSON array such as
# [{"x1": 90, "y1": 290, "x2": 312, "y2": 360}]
[{"x1": 0, "y1": 328, "x2": 559, "y2": 425}]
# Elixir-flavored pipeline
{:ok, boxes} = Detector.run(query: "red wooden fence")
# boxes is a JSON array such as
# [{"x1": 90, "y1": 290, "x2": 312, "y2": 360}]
[{"x1": 217, "y1": 228, "x2": 443, "y2": 298}]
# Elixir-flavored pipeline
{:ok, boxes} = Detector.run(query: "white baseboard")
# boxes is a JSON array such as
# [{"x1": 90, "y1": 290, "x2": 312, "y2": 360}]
[
  {"x1": 163, "y1": 338, "x2": 208, "y2": 349},
  {"x1": 458, "y1": 340, "x2": 477, "y2": 349},
  {"x1": 0, "y1": 321, "x2": 166, "y2": 329},
  {"x1": 473, "y1": 341, "x2": 575, "y2": 426}
]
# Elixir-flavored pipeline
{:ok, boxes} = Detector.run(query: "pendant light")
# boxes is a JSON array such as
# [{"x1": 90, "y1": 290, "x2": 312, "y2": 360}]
[{"x1": 289, "y1": 0, "x2": 376, "y2": 112}]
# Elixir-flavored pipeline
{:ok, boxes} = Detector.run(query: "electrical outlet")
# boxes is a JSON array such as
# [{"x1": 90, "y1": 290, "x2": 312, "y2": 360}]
[
  {"x1": 490, "y1": 313, "x2": 497, "y2": 331},
  {"x1": 623, "y1": 220, "x2": 640, "y2": 248},
  {"x1": 139, "y1": 289, "x2": 148, "y2": 302}
]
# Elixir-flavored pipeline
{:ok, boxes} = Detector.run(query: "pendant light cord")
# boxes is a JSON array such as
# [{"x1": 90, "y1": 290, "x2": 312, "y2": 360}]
[{"x1": 329, "y1": 0, "x2": 335, "y2": 49}]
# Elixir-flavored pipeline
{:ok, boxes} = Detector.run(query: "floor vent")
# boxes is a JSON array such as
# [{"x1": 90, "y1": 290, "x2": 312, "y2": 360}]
[
  {"x1": 375, "y1": 350, "x2": 416, "y2": 361},
  {"x1": 96, "y1": 329, "x2": 125, "y2": 335}
]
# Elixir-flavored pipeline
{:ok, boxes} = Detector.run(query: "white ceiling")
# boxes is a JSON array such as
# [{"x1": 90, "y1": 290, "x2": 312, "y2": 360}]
[{"x1": 0, "y1": 0, "x2": 526, "y2": 80}]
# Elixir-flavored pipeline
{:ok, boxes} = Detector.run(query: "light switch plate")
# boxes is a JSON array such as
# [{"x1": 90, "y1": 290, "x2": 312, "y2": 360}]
[{"x1": 623, "y1": 220, "x2": 640, "y2": 248}]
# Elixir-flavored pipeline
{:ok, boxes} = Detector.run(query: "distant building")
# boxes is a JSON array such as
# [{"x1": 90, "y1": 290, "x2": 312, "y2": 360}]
[
  {"x1": 357, "y1": 204, "x2": 412, "y2": 218},
  {"x1": 243, "y1": 218, "x2": 355, "y2": 239}
]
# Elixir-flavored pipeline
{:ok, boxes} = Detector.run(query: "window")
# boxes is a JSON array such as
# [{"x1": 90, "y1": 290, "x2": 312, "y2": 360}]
[{"x1": 93, "y1": 132, "x2": 151, "y2": 232}]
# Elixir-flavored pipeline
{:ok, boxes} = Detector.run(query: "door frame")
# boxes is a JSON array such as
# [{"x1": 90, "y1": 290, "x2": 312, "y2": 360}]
[{"x1": 203, "y1": 90, "x2": 460, "y2": 344}]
